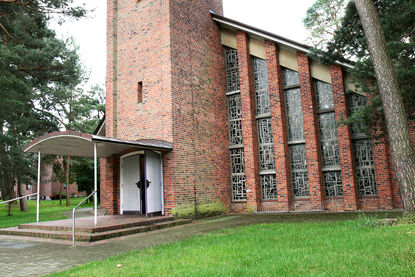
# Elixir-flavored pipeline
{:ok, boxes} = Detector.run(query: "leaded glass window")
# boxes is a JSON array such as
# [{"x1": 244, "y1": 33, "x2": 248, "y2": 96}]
[
  {"x1": 285, "y1": 88, "x2": 304, "y2": 141},
  {"x1": 230, "y1": 148, "x2": 247, "y2": 200},
  {"x1": 252, "y1": 56, "x2": 277, "y2": 200},
  {"x1": 315, "y1": 80, "x2": 343, "y2": 197},
  {"x1": 227, "y1": 94, "x2": 243, "y2": 146},
  {"x1": 316, "y1": 81, "x2": 334, "y2": 111},
  {"x1": 318, "y1": 110, "x2": 340, "y2": 167},
  {"x1": 253, "y1": 58, "x2": 271, "y2": 115},
  {"x1": 230, "y1": 148, "x2": 245, "y2": 174},
  {"x1": 257, "y1": 118, "x2": 275, "y2": 171},
  {"x1": 349, "y1": 93, "x2": 368, "y2": 135},
  {"x1": 283, "y1": 69, "x2": 300, "y2": 87},
  {"x1": 261, "y1": 174, "x2": 277, "y2": 200},
  {"x1": 324, "y1": 171, "x2": 343, "y2": 197},
  {"x1": 225, "y1": 48, "x2": 240, "y2": 93},
  {"x1": 354, "y1": 139, "x2": 377, "y2": 196},
  {"x1": 225, "y1": 47, "x2": 246, "y2": 201},
  {"x1": 349, "y1": 93, "x2": 377, "y2": 196},
  {"x1": 290, "y1": 144, "x2": 309, "y2": 197},
  {"x1": 283, "y1": 68, "x2": 309, "y2": 198}
]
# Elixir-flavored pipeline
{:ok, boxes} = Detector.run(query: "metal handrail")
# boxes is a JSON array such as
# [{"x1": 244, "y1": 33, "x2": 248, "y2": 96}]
[
  {"x1": 0, "y1": 193, "x2": 39, "y2": 205},
  {"x1": 72, "y1": 190, "x2": 97, "y2": 246}
]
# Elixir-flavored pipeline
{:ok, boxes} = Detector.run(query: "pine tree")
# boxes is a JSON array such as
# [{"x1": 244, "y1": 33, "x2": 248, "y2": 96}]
[
  {"x1": 305, "y1": 0, "x2": 415, "y2": 214},
  {"x1": 0, "y1": 0, "x2": 86, "y2": 213},
  {"x1": 354, "y1": 0, "x2": 415, "y2": 214}
]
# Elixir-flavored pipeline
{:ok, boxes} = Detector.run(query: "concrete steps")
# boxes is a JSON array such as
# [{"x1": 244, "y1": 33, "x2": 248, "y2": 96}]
[{"x1": 0, "y1": 217, "x2": 191, "y2": 242}]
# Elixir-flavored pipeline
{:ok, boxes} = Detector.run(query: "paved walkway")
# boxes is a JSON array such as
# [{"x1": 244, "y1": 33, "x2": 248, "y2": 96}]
[{"x1": 0, "y1": 212, "x2": 401, "y2": 277}]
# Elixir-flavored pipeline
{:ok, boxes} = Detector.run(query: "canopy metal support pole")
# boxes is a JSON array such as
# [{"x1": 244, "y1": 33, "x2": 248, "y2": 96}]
[
  {"x1": 36, "y1": 151, "x2": 41, "y2": 223},
  {"x1": 94, "y1": 143, "x2": 97, "y2": 226}
]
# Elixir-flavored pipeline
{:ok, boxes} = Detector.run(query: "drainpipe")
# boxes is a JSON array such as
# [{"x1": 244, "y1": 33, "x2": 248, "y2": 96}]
[{"x1": 112, "y1": 0, "x2": 118, "y2": 138}]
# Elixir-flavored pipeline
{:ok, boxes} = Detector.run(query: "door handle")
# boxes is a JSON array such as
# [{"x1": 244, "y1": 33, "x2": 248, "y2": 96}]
[
  {"x1": 135, "y1": 180, "x2": 141, "y2": 189},
  {"x1": 146, "y1": 179, "x2": 151, "y2": 189}
]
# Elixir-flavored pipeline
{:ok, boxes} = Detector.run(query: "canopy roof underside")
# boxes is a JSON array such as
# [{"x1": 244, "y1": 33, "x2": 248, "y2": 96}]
[{"x1": 23, "y1": 131, "x2": 173, "y2": 158}]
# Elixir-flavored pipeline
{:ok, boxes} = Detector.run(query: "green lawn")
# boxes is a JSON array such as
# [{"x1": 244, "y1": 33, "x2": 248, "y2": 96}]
[
  {"x1": 0, "y1": 198, "x2": 93, "y2": 228},
  {"x1": 52, "y1": 217, "x2": 415, "y2": 276}
]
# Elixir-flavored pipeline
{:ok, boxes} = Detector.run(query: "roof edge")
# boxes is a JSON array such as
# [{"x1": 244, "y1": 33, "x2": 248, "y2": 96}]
[
  {"x1": 210, "y1": 12, "x2": 354, "y2": 70},
  {"x1": 22, "y1": 131, "x2": 92, "y2": 153}
]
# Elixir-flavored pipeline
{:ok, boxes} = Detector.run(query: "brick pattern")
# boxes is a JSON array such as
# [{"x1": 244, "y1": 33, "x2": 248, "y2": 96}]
[
  {"x1": 100, "y1": 155, "x2": 120, "y2": 215},
  {"x1": 365, "y1": 93, "x2": 394, "y2": 209},
  {"x1": 103, "y1": 0, "x2": 229, "y2": 215},
  {"x1": 236, "y1": 31, "x2": 261, "y2": 211},
  {"x1": 297, "y1": 52, "x2": 324, "y2": 211},
  {"x1": 265, "y1": 41, "x2": 291, "y2": 211},
  {"x1": 330, "y1": 65, "x2": 358, "y2": 211},
  {"x1": 169, "y1": 0, "x2": 230, "y2": 210},
  {"x1": 102, "y1": 0, "x2": 404, "y2": 214},
  {"x1": 371, "y1": 134, "x2": 394, "y2": 209},
  {"x1": 386, "y1": 139, "x2": 403, "y2": 208}
]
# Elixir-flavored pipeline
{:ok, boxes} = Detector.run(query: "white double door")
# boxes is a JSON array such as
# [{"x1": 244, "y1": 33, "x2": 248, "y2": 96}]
[{"x1": 121, "y1": 151, "x2": 163, "y2": 215}]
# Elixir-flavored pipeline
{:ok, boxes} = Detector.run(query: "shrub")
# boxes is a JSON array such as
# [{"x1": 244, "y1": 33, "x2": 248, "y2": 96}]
[
  {"x1": 50, "y1": 193, "x2": 66, "y2": 200},
  {"x1": 396, "y1": 213, "x2": 415, "y2": 225},
  {"x1": 355, "y1": 213, "x2": 381, "y2": 228},
  {"x1": 171, "y1": 202, "x2": 227, "y2": 219}
]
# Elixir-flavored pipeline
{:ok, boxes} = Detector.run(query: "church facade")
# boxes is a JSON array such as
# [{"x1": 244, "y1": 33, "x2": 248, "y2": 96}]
[{"x1": 100, "y1": 0, "x2": 403, "y2": 215}]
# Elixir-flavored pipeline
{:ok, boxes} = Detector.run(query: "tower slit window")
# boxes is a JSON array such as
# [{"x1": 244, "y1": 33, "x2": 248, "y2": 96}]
[
  {"x1": 225, "y1": 47, "x2": 246, "y2": 201},
  {"x1": 315, "y1": 80, "x2": 343, "y2": 197},
  {"x1": 252, "y1": 57, "x2": 276, "y2": 200},
  {"x1": 283, "y1": 68, "x2": 309, "y2": 198},
  {"x1": 349, "y1": 93, "x2": 377, "y2": 196},
  {"x1": 137, "y1": 81, "x2": 143, "y2": 103}
]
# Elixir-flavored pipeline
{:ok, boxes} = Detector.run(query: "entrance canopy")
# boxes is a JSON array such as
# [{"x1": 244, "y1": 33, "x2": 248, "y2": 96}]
[{"x1": 23, "y1": 131, "x2": 173, "y2": 157}]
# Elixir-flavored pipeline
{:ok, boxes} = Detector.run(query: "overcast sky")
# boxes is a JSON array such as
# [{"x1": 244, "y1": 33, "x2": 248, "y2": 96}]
[{"x1": 53, "y1": 0, "x2": 314, "y2": 90}]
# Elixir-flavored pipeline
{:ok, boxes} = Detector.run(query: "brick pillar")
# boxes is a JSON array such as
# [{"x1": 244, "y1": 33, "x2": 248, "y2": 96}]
[
  {"x1": 297, "y1": 52, "x2": 324, "y2": 210},
  {"x1": 236, "y1": 31, "x2": 261, "y2": 211},
  {"x1": 372, "y1": 136, "x2": 394, "y2": 209},
  {"x1": 366, "y1": 94, "x2": 394, "y2": 210},
  {"x1": 265, "y1": 41, "x2": 291, "y2": 211},
  {"x1": 330, "y1": 65, "x2": 358, "y2": 211},
  {"x1": 100, "y1": 154, "x2": 120, "y2": 215},
  {"x1": 386, "y1": 141, "x2": 402, "y2": 208},
  {"x1": 162, "y1": 152, "x2": 175, "y2": 214}
]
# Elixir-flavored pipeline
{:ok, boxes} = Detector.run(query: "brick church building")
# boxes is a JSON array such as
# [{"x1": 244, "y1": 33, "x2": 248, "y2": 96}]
[{"x1": 95, "y1": 0, "x2": 404, "y2": 215}]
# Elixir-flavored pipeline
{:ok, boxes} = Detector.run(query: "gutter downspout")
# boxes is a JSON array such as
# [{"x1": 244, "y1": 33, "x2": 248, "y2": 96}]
[{"x1": 112, "y1": 0, "x2": 118, "y2": 138}]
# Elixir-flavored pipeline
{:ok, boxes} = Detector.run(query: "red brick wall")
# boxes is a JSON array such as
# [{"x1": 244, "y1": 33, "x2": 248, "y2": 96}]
[
  {"x1": 265, "y1": 41, "x2": 291, "y2": 212},
  {"x1": 235, "y1": 31, "x2": 260, "y2": 211},
  {"x1": 103, "y1": 0, "x2": 404, "y2": 214},
  {"x1": 330, "y1": 65, "x2": 358, "y2": 211},
  {"x1": 169, "y1": 0, "x2": 230, "y2": 210},
  {"x1": 297, "y1": 52, "x2": 324, "y2": 211},
  {"x1": 103, "y1": 0, "x2": 229, "y2": 214},
  {"x1": 100, "y1": 155, "x2": 120, "y2": 215}
]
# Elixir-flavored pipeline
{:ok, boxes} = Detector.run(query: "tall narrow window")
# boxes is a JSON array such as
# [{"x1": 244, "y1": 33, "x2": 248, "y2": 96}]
[
  {"x1": 252, "y1": 57, "x2": 277, "y2": 200},
  {"x1": 315, "y1": 80, "x2": 343, "y2": 197},
  {"x1": 349, "y1": 93, "x2": 377, "y2": 196},
  {"x1": 283, "y1": 68, "x2": 309, "y2": 198},
  {"x1": 225, "y1": 47, "x2": 246, "y2": 201},
  {"x1": 137, "y1": 81, "x2": 143, "y2": 103}
]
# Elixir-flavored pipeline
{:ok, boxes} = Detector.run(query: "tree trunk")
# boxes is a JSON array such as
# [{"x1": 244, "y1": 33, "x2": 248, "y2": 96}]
[
  {"x1": 7, "y1": 189, "x2": 12, "y2": 216},
  {"x1": 65, "y1": 156, "x2": 70, "y2": 206},
  {"x1": 355, "y1": 0, "x2": 415, "y2": 215},
  {"x1": 59, "y1": 174, "x2": 63, "y2": 205},
  {"x1": 17, "y1": 178, "x2": 27, "y2": 212}
]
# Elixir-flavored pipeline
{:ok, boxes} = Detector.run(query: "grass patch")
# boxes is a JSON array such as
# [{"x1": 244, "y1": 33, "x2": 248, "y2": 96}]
[
  {"x1": 51, "y1": 216, "x2": 415, "y2": 276},
  {"x1": 0, "y1": 198, "x2": 93, "y2": 228}
]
